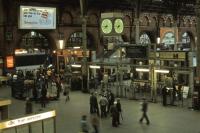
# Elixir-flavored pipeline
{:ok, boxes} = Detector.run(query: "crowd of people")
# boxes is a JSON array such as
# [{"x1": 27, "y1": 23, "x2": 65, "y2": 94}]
[
  {"x1": 8, "y1": 66, "x2": 151, "y2": 133},
  {"x1": 10, "y1": 66, "x2": 71, "y2": 109},
  {"x1": 80, "y1": 89, "x2": 150, "y2": 133}
]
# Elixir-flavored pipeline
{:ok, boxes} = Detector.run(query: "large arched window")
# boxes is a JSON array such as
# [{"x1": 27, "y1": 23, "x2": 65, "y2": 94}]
[
  {"x1": 161, "y1": 32, "x2": 175, "y2": 50},
  {"x1": 140, "y1": 33, "x2": 151, "y2": 44},
  {"x1": 180, "y1": 32, "x2": 191, "y2": 51},
  {"x1": 20, "y1": 31, "x2": 49, "y2": 49},
  {"x1": 67, "y1": 32, "x2": 94, "y2": 49}
]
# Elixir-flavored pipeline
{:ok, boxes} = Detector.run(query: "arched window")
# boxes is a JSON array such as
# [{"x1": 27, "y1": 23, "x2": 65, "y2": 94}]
[
  {"x1": 180, "y1": 32, "x2": 191, "y2": 50},
  {"x1": 161, "y1": 32, "x2": 175, "y2": 50},
  {"x1": 20, "y1": 31, "x2": 49, "y2": 49},
  {"x1": 140, "y1": 33, "x2": 151, "y2": 44}
]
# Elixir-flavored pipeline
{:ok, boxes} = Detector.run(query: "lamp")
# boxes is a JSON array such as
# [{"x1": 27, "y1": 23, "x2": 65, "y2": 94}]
[
  {"x1": 58, "y1": 40, "x2": 64, "y2": 50},
  {"x1": 57, "y1": 32, "x2": 64, "y2": 50},
  {"x1": 157, "y1": 37, "x2": 160, "y2": 44}
]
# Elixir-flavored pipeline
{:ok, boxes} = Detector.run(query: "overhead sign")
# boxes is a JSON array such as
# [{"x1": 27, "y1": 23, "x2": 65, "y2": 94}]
[
  {"x1": 19, "y1": 6, "x2": 56, "y2": 29},
  {"x1": 0, "y1": 110, "x2": 56, "y2": 129},
  {"x1": 149, "y1": 51, "x2": 187, "y2": 61},
  {"x1": 126, "y1": 46, "x2": 147, "y2": 58}
]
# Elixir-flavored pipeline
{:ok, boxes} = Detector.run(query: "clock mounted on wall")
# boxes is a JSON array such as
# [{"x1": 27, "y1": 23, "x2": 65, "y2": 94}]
[
  {"x1": 114, "y1": 18, "x2": 124, "y2": 34},
  {"x1": 100, "y1": 12, "x2": 124, "y2": 35},
  {"x1": 101, "y1": 19, "x2": 113, "y2": 34}
]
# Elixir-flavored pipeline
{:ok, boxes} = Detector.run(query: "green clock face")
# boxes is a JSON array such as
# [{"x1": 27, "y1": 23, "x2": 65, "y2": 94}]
[
  {"x1": 101, "y1": 19, "x2": 112, "y2": 34},
  {"x1": 114, "y1": 19, "x2": 124, "y2": 34}
]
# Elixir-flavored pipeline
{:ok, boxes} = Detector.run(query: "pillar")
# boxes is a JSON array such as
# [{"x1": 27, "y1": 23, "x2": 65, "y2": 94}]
[
  {"x1": 0, "y1": 0, "x2": 4, "y2": 54},
  {"x1": 196, "y1": 1, "x2": 200, "y2": 78},
  {"x1": 135, "y1": 0, "x2": 140, "y2": 44},
  {"x1": 80, "y1": 0, "x2": 88, "y2": 92},
  {"x1": 188, "y1": 52, "x2": 194, "y2": 95}
]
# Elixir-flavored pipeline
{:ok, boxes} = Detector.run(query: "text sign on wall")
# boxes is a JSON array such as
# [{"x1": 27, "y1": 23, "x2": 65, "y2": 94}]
[{"x1": 19, "y1": 6, "x2": 56, "y2": 29}]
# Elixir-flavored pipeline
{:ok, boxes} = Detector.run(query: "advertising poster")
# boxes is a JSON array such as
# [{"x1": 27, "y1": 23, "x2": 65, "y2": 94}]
[
  {"x1": 19, "y1": 6, "x2": 56, "y2": 29},
  {"x1": 160, "y1": 27, "x2": 178, "y2": 49}
]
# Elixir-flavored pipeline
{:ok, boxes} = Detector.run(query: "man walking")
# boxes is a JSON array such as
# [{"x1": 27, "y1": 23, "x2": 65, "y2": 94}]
[
  {"x1": 99, "y1": 95, "x2": 108, "y2": 118},
  {"x1": 90, "y1": 92, "x2": 99, "y2": 116},
  {"x1": 139, "y1": 98, "x2": 150, "y2": 125}
]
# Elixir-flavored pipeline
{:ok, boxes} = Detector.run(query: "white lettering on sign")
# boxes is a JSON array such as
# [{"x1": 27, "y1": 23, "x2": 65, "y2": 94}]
[{"x1": 0, "y1": 110, "x2": 56, "y2": 129}]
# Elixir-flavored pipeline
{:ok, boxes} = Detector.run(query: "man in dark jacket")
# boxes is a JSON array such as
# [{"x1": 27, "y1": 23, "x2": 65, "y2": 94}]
[
  {"x1": 108, "y1": 91, "x2": 115, "y2": 113},
  {"x1": 139, "y1": 98, "x2": 150, "y2": 125},
  {"x1": 116, "y1": 98, "x2": 122, "y2": 125},
  {"x1": 90, "y1": 92, "x2": 99, "y2": 116},
  {"x1": 25, "y1": 97, "x2": 33, "y2": 114},
  {"x1": 110, "y1": 102, "x2": 118, "y2": 127},
  {"x1": 41, "y1": 88, "x2": 47, "y2": 108}
]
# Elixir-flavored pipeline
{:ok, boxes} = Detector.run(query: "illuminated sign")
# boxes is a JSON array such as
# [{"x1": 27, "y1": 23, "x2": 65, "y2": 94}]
[
  {"x1": 0, "y1": 110, "x2": 56, "y2": 129},
  {"x1": 149, "y1": 51, "x2": 187, "y2": 61},
  {"x1": 19, "y1": 6, "x2": 56, "y2": 29},
  {"x1": 6, "y1": 56, "x2": 14, "y2": 68}
]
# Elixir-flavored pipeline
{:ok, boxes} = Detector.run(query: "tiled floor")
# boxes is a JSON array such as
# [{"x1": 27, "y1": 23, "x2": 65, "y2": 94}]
[{"x1": 1, "y1": 86, "x2": 200, "y2": 133}]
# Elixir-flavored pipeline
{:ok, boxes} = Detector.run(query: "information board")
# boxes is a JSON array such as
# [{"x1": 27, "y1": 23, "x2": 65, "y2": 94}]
[
  {"x1": 126, "y1": 46, "x2": 147, "y2": 58},
  {"x1": 149, "y1": 51, "x2": 187, "y2": 61}
]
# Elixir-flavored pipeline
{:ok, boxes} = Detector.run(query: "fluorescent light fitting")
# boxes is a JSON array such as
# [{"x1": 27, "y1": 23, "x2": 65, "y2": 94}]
[
  {"x1": 89, "y1": 65, "x2": 100, "y2": 69},
  {"x1": 136, "y1": 68, "x2": 149, "y2": 72},
  {"x1": 73, "y1": 47, "x2": 80, "y2": 49},
  {"x1": 71, "y1": 64, "x2": 81, "y2": 68},
  {"x1": 155, "y1": 69, "x2": 169, "y2": 73}
]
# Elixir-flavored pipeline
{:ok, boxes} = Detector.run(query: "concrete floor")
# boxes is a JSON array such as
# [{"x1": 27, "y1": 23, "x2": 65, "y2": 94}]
[{"x1": 1, "y1": 86, "x2": 200, "y2": 133}]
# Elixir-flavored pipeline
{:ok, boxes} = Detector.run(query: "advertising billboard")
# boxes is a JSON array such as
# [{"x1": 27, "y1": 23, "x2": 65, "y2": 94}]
[{"x1": 19, "y1": 6, "x2": 56, "y2": 29}]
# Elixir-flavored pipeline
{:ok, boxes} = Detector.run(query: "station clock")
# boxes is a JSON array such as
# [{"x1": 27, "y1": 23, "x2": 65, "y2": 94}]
[
  {"x1": 101, "y1": 19, "x2": 113, "y2": 34},
  {"x1": 114, "y1": 18, "x2": 124, "y2": 34},
  {"x1": 100, "y1": 12, "x2": 124, "y2": 35}
]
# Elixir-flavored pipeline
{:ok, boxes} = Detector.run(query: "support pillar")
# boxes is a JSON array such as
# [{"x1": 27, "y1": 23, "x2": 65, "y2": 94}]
[
  {"x1": 135, "y1": 0, "x2": 140, "y2": 44},
  {"x1": 188, "y1": 52, "x2": 194, "y2": 95},
  {"x1": 196, "y1": 1, "x2": 200, "y2": 78},
  {"x1": 135, "y1": 19, "x2": 140, "y2": 44},
  {"x1": 80, "y1": 0, "x2": 88, "y2": 92}
]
